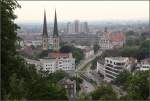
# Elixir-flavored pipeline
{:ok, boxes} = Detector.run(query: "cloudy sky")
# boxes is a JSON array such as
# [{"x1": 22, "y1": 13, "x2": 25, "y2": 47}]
[{"x1": 15, "y1": 1, "x2": 149, "y2": 23}]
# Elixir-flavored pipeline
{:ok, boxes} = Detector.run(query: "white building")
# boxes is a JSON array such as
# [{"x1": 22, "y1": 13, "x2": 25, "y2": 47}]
[
  {"x1": 104, "y1": 57, "x2": 129, "y2": 82},
  {"x1": 82, "y1": 48, "x2": 94, "y2": 59},
  {"x1": 39, "y1": 57, "x2": 75, "y2": 73},
  {"x1": 97, "y1": 60, "x2": 105, "y2": 75},
  {"x1": 139, "y1": 58, "x2": 150, "y2": 71},
  {"x1": 97, "y1": 31, "x2": 113, "y2": 50},
  {"x1": 97, "y1": 57, "x2": 133, "y2": 82},
  {"x1": 74, "y1": 45, "x2": 94, "y2": 59},
  {"x1": 31, "y1": 40, "x2": 42, "y2": 47},
  {"x1": 25, "y1": 58, "x2": 42, "y2": 71}
]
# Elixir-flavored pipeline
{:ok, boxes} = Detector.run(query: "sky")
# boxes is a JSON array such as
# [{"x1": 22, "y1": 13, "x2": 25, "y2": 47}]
[{"x1": 15, "y1": 1, "x2": 149, "y2": 23}]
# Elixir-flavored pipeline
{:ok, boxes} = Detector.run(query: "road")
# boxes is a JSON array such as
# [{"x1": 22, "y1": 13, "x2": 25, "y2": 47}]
[
  {"x1": 75, "y1": 51, "x2": 103, "y2": 94},
  {"x1": 76, "y1": 51, "x2": 102, "y2": 71}
]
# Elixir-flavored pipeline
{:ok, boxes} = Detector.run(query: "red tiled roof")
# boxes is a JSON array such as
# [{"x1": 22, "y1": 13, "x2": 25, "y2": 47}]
[
  {"x1": 48, "y1": 52, "x2": 70, "y2": 58},
  {"x1": 141, "y1": 58, "x2": 150, "y2": 64},
  {"x1": 111, "y1": 32, "x2": 125, "y2": 42}
]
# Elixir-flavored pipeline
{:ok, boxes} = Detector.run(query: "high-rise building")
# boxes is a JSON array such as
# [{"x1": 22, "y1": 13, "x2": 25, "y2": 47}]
[
  {"x1": 74, "y1": 20, "x2": 79, "y2": 33},
  {"x1": 83, "y1": 22, "x2": 89, "y2": 33},
  {"x1": 67, "y1": 22, "x2": 72, "y2": 34},
  {"x1": 52, "y1": 9, "x2": 60, "y2": 51},
  {"x1": 79, "y1": 22, "x2": 89, "y2": 33},
  {"x1": 42, "y1": 10, "x2": 48, "y2": 50}
]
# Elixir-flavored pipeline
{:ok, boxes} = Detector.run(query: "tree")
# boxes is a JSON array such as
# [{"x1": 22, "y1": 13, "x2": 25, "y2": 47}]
[
  {"x1": 60, "y1": 45, "x2": 72, "y2": 53},
  {"x1": 125, "y1": 71, "x2": 150, "y2": 100},
  {"x1": 1, "y1": 0, "x2": 68, "y2": 100},
  {"x1": 93, "y1": 44, "x2": 100, "y2": 54},
  {"x1": 113, "y1": 70, "x2": 131, "y2": 89},
  {"x1": 90, "y1": 83, "x2": 117, "y2": 100},
  {"x1": 72, "y1": 47, "x2": 84, "y2": 64},
  {"x1": 138, "y1": 39, "x2": 150, "y2": 60}
]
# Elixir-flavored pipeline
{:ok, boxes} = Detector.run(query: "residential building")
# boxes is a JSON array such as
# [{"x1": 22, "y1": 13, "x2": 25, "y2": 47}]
[
  {"x1": 39, "y1": 57, "x2": 75, "y2": 73},
  {"x1": 96, "y1": 57, "x2": 136, "y2": 82},
  {"x1": 59, "y1": 78, "x2": 76, "y2": 100},
  {"x1": 97, "y1": 59, "x2": 105, "y2": 75},
  {"x1": 139, "y1": 58, "x2": 150, "y2": 71},
  {"x1": 82, "y1": 48, "x2": 94, "y2": 59},
  {"x1": 104, "y1": 57, "x2": 129, "y2": 82}
]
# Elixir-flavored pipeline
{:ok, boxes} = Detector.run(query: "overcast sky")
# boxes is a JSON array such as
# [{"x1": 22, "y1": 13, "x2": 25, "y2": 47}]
[{"x1": 15, "y1": 1, "x2": 149, "y2": 23}]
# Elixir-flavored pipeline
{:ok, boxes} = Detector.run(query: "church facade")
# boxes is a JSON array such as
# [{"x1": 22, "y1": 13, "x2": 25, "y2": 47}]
[{"x1": 42, "y1": 10, "x2": 60, "y2": 51}]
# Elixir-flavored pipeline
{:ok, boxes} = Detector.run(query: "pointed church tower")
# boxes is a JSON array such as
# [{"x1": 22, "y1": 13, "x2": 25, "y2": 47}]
[
  {"x1": 52, "y1": 9, "x2": 60, "y2": 51},
  {"x1": 42, "y1": 10, "x2": 48, "y2": 50}
]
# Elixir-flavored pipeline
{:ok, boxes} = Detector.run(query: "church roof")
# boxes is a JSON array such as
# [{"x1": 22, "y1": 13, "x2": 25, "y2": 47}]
[
  {"x1": 53, "y1": 9, "x2": 59, "y2": 37},
  {"x1": 43, "y1": 10, "x2": 48, "y2": 37}
]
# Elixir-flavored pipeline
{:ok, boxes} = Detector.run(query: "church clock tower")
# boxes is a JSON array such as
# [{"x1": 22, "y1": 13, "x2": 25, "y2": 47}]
[
  {"x1": 42, "y1": 10, "x2": 48, "y2": 50},
  {"x1": 52, "y1": 9, "x2": 60, "y2": 51}
]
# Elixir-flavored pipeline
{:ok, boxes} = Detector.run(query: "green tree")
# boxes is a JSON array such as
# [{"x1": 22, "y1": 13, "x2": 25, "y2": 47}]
[
  {"x1": 113, "y1": 70, "x2": 131, "y2": 89},
  {"x1": 125, "y1": 71, "x2": 150, "y2": 100},
  {"x1": 138, "y1": 39, "x2": 150, "y2": 60},
  {"x1": 93, "y1": 44, "x2": 100, "y2": 54},
  {"x1": 1, "y1": 0, "x2": 68, "y2": 100},
  {"x1": 90, "y1": 83, "x2": 117, "y2": 100},
  {"x1": 72, "y1": 47, "x2": 84, "y2": 64},
  {"x1": 60, "y1": 45, "x2": 72, "y2": 53}
]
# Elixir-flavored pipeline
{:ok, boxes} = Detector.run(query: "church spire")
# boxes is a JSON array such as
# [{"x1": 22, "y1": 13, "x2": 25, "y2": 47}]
[
  {"x1": 43, "y1": 9, "x2": 48, "y2": 37},
  {"x1": 53, "y1": 9, "x2": 58, "y2": 37}
]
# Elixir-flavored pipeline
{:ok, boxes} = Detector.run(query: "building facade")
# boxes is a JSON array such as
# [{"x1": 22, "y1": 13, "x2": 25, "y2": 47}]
[
  {"x1": 97, "y1": 29, "x2": 113, "y2": 50},
  {"x1": 40, "y1": 57, "x2": 75, "y2": 73},
  {"x1": 97, "y1": 57, "x2": 131, "y2": 82}
]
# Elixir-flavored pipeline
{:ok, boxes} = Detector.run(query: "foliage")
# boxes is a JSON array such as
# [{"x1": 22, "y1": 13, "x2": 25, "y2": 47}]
[
  {"x1": 60, "y1": 45, "x2": 84, "y2": 64},
  {"x1": 137, "y1": 39, "x2": 150, "y2": 60},
  {"x1": 39, "y1": 50, "x2": 49, "y2": 58},
  {"x1": 125, "y1": 30, "x2": 135, "y2": 36},
  {"x1": 101, "y1": 39, "x2": 150, "y2": 60},
  {"x1": 93, "y1": 44, "x2": 100, "y2": 54},
  {"x1": 112, "y1": 70, "x2": 131, "y2": 89},
  {"x1": 114, "y1": 70, "x2": 150, "y2": 100},
  {"x1": 60, "y1": 45, "x2": 72, "y2": 53},
  {"x1": 1, "y1": 0, "x2": 68, "y2": 100},
  {"x1": 71, "y1": 47, "x2": 84, "y2": 63},
  {"x1": 91, "y1": 56, "x2": 101, "y2": 70},
  {"x1": 120, "y1": 46, "x2": 139, "y2": 58},
  {"x1": 70, "y1": 76, "x2": 83, "y2": 91},
  {"x1": 90, "y1": 82, "x2": 117, "y2": 100}
]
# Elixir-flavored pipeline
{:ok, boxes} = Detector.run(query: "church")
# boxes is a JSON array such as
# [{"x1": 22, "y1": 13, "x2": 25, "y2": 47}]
[{"x1": 42, "y1": 9, "x2": 60, "y2": 51}]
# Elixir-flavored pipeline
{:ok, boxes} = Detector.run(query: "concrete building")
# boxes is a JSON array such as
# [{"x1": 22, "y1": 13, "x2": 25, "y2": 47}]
[
  {"x1": 139, "y1": 58, "x2": 150, "y2": 71},
  {"x1": 59, "y1": 78, "x2": 76, "y2": 100},
  {"x1": 82, "y1": 48, "x2": 94, "y2": 59},
  {"x1": 104, "y1": 57, "x2": 129, "y2": 82},
  {"x1": 97, "y1": 57, "x2": 136, "y2": 82},
  {"x1": 39, "y1": 57, "x2": 75, "y2": 73},
  {"x1": 79, "y1": 22, "x2": 89, "y2": 33},
  {"x1": 74, "y1": 20, "x2": 79, "y2": 33},
  {"x1": 97, "y1": 29, "x2": 113, "y2": 50},
  {"x1": 97, "y1": 29, "x2": 126, "y2": 50}
]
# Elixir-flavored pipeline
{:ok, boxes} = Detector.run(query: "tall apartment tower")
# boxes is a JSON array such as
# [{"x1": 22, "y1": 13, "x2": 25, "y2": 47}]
[
  {"x1": 42, "y1": 10, "x2": 48, "y2": 50},
  {"x1": 52, "y1": 9, "x2": 60, "y2": 51}
]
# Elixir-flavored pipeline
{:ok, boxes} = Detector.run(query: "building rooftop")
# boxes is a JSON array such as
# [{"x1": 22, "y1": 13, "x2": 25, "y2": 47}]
[
  {"x1": 111, "y1": 32, "x2": 125, "y2": 42},
  {"x1": 48, "y1": 52, "x2": 72, "y2": 59},
  {"x1": 141, "y1": 58, "x2": 150, "y2": 64},
  {"x1": 105, "y1": 57, "x2": 128, "y2": 61}
]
